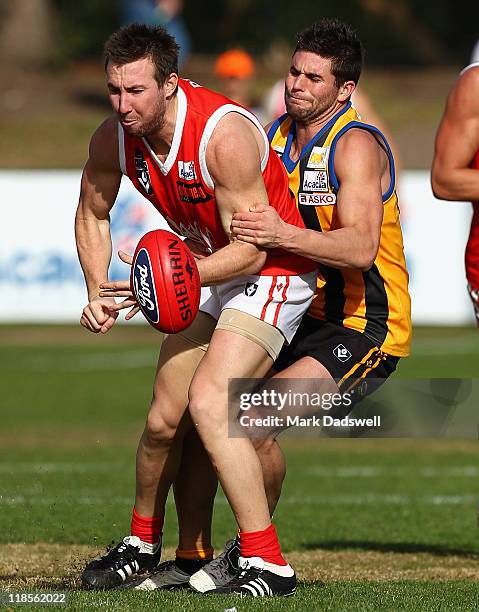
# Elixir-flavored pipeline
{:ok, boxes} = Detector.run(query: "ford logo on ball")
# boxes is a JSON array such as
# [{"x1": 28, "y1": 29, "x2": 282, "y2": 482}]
[{"x1": 133, "y1": 248, "x2": 160, "y2": 324}]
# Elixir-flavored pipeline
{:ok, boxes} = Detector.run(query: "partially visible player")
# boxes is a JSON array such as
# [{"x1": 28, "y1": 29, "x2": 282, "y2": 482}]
[
  {"x1": 76, "y1": 23, "x2": 317, "y2": 597},
  {"x1": 431, "y1": 62, "x2": 479, "y2": 322}
]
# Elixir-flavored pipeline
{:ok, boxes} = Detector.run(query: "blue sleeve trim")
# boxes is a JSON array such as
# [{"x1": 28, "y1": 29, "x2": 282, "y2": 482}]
[
  {"x1": 328, "y1": 121, "x2": 396, "y2": 202},
  {"x1": 281, "y1": 101, "x2": 353, "y2": 174},
  {"x1": 281, "y1": 123, "x2": 297, "y2": 173},
  {"x1": 267, "y1": 113, "x2": 288, "y2": 143}
]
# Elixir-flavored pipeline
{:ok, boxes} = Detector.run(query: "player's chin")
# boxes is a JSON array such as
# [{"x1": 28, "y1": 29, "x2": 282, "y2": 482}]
[
  {"x1": 121, "y1": 121, "x2": 143, "y2": 136},
  {"x1": 285, "y1": 101, "x2": 310, "y2": 121}
]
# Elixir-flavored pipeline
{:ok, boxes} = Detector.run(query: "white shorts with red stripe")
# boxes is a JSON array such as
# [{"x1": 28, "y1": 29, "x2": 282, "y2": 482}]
[{"x1": 199, "y1": 271, "x2": 317, "y2": 343}]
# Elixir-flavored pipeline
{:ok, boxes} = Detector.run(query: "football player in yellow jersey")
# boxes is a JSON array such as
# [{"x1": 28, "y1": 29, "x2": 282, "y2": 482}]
[
  {"x1": 232, "y1": 17, "x2": 411, "y2": 390},
  {"x1": 131, "y1": 18, "x2": 412, "y2": 594}
]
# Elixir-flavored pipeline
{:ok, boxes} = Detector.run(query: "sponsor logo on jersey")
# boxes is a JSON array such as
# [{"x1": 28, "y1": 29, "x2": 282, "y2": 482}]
[
  {"x1": 307, "y1": 146, "x2": 329, "y2": 169},
  {"x1": 244, "y1": 282, "x2": 259, "y2": 297},
  {"x1": 133, "y1": 248, "x2": 159, "y2": 324},
  {"x1": 298, "y1": 192, "x2": 337, "y2": 206},
  {"x1": 302, "y1": 170, "x2": 328, "y2": 192},
  {"x1": 176, "y1": 181, "x2": 213, "y2": 204},
  {"x1": 134, "y1": 148, "x2": 154, "y2": 195},
  {"x1": 178, "y1": 160, "x2": 196, "y2": 181},
  {"x1": 333, "y1": 344, "x2": 352, "y2": 362},
  {"x1": 273, "y1": 145, "x2": 285, "y2": 157}
]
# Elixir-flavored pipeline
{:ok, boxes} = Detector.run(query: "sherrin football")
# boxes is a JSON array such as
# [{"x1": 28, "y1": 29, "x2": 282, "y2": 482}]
[{"x1": 131, "y1": 230, "x2": 201, "y2": 333}]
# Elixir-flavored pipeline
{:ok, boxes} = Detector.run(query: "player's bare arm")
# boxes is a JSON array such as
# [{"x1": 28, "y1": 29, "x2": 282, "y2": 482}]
[
  {"x1": 432, "y1": 67, "x2": 479, "y2": 201},
  {"x1": 194, "y1": 112, "x2": 268, "y2": 284},
  {"x1": 102, "y1": 114, "x2": 269, "y2": 311},
  {"x1": 75, "y1": 116, "x2": 123, "y2": 333},
  {"x1": 231, "y1": 128, "x2": 384, "y2": 271}
]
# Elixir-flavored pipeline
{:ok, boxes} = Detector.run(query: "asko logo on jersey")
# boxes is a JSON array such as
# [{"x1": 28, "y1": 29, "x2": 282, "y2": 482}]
[
  {"x1": 132, "y1": 248, "x2": 160, "y2": 325},
  {"x1": 298, "y1": 193, "x2": 337, "y2": 206}
]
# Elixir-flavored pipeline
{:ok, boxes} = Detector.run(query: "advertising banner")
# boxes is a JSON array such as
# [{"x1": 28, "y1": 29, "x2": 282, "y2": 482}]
[{"x1": 0, "y1": 170, "x2": 474, "y2": 324}]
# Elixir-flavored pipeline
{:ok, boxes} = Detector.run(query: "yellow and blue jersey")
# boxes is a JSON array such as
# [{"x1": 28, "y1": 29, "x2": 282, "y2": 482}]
[{"x1": 268, "y1": 101, "x2": 411, "y2": 357}]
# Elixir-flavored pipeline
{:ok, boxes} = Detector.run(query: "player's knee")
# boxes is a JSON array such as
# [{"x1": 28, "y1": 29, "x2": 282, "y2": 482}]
[
  {"x1": 187, "y1": 392, "x2": 210, "y2": 428},
  {"x1": 252, "y1": 435, "x2": 276, "y2": 453},
  {"x1": 188, "y1": 383, "x2": 223, "y2": 431},
  {"x1": 144, "y1": 410, "x2": 179, "y2": 446}
]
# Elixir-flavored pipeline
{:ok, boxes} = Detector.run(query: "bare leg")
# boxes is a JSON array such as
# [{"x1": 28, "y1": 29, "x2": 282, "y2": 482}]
[
  {"x1": 253, "y1": 437, "x2": 285, "y2": 516},
  {"x1": 172, "y1": 354, "x2": 337, "y2": 542},
  {"x1": 188, "y1": 329, "x2": 273, "y2": 533},
  {"x1": 253, "y1": 356, "x2": 338, "y2": 515},
  {"x1": 134, "y1": 333, "x2": 206, "y2": 517}
]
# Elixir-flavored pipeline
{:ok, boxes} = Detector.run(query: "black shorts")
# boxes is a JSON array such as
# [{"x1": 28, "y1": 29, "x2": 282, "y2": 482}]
[{"x1": 275, "y1": 315, "x2": 400, "y2": 405}]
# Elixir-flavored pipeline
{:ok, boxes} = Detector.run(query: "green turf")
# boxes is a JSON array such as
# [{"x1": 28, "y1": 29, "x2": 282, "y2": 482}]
[
  {"x1": 1, "y1": 325, "x2": 478, "y2": 609},
  {"x1": 1, "y1": 441, "x2": 478, "y2": 552},
  {"x1": 397, "y1": 327, "x2": 479, "y2": 378},
  {"x1": 10, "y1": 581, "x2": 478, "y2": 611}
]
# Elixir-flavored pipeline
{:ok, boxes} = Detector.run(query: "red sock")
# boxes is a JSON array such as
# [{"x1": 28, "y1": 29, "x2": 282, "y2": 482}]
[
  {"x1": 130, "y1": 507, "x2": 164, "y2": 544},
  {"x1": 239, "y1": 523, "x2": 287, "y2": 566}
]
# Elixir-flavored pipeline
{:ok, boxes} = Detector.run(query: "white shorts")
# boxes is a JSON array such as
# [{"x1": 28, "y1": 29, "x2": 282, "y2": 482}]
[{"x1": 199, "y1": 271, "x2": 317, "y2": 344}]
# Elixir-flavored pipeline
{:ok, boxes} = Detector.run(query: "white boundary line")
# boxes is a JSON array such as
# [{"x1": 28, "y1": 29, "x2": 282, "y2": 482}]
[{"x1": 0, "y1": 494, "x2": 475, "y2": 507}]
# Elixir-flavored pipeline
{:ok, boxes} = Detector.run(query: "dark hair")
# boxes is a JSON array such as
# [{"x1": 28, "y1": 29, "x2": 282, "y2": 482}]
[
  {"x1": 104, "y1": 23, "x2": 179, "y2": 85},
  {"x1": 294, "y1": 18, "x2": 364, "y2": 87}
]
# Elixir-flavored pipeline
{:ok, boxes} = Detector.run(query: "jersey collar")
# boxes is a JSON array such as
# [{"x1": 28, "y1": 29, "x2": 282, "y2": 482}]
[
  {"x1": 142, "y1": 85, "x2": 187, "y2": 176},
  {"x1": 281, "y1": 101, "x2": 352, "y2": 174}
]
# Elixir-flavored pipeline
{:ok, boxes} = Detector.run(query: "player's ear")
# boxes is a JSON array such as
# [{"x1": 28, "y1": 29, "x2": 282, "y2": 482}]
[
  {"x1": 164, "y1": 73, "x2": 179, "y2": 99},
  {"x1": 338, "y1": 80, "x2": 356, "y2": 103}
]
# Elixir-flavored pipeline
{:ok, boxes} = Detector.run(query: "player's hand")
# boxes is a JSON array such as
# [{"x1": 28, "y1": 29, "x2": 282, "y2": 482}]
[
  {"x1": 231, "y1": 204, "x2": 290, "y2": 248},
  {"x1": 80, "y1": 295, "x2": 119, "y2": 334},
  {"x1": 98, "y1": 250, "x2": 140, "y2": 320},
  {"x1": 184, "y1": 238, "x2": 209, "y2": 260}
]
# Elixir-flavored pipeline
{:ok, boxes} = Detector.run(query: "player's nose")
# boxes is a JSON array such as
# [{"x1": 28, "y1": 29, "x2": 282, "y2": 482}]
[
  {"x1": 118, "y1": 93, "x2": 132, "y2": 114},
  {"x1": 291, "y1": 74, "x2": 305, "y2": 91}
]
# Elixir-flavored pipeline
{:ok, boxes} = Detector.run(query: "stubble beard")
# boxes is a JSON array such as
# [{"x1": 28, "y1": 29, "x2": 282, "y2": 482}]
[
  {"x1": 122, "y1": 96, "x2": 166, "y2": 138},
  {"x1": 285, "y1": 88, "x2": 339, "y2": 125}
]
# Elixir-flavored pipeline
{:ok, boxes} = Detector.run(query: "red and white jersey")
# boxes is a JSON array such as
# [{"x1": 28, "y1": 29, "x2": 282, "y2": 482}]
[{"x1": 118, "y1": 78, "x2": 315, "y2": 276}]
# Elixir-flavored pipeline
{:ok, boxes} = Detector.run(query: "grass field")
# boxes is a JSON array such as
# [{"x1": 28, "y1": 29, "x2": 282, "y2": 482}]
[{"x1": 1, "y1": 325, "x2": 478, "y2": 610}]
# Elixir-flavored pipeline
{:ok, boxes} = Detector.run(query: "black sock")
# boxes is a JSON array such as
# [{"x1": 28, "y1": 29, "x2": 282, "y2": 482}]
[{"x1": 175, "y1": 556, "x2": 211, "y2": 575}]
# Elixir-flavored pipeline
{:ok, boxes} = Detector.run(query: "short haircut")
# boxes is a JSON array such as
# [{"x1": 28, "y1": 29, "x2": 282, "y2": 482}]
[
  {"x1": 104, "y1": 23, "x2": 179, "y2": 85},
  {"x1": 294, "y1": 18, "x2": 364, "y2": 87}
]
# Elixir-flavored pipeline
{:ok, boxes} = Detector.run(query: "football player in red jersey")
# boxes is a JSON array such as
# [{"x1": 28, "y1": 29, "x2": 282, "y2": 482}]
[
  {"x1": 75, "y1": 23, "x2": 318, "y2": 596},
  {"x1": 432, "y1": 62, "x2": 479, "y2": 323}
]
